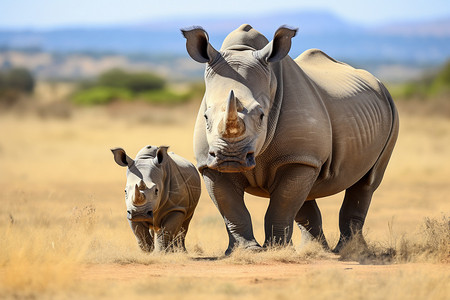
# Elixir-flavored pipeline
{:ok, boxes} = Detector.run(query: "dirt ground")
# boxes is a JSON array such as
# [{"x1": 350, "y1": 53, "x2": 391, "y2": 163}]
[{"x1": 0, "y1": 99, "x2": 449, "y2": 299}]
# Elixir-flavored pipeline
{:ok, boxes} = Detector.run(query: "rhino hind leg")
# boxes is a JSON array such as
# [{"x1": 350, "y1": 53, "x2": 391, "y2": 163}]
[
  {"x1": 264, "y1": 165, "x2": 319, "y2": 248},
  {"x1": 335, "y1": 92, "x2": 399, "y2": 254},
  {"x1": 295, "y1": 200, "x2": 329, "y2": 250},
  {"x1": 334, "y1": 181, "x2": 373, "y2": 253}
]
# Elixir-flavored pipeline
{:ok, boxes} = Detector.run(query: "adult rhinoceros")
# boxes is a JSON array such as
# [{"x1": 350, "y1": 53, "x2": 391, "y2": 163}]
[{"x1": 182, "y1": 24, "x2": 399, "y2": 254}]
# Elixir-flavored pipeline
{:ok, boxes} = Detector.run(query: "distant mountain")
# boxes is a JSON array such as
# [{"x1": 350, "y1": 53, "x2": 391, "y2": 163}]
[
  {"x1": 374, "y1": 17, "x2": 450, "y2": 37},
  {"x1": 0, "y1": 10, "x2": 449, "y2": 81}
]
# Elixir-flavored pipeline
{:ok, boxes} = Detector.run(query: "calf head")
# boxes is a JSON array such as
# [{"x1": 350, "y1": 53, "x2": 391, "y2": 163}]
[
  {"x1": 111, "y1": 146, "x2": 169, "y2": 223},
  {"x1": 182, "y1": 25, "x2": 297, "y2": 172}
]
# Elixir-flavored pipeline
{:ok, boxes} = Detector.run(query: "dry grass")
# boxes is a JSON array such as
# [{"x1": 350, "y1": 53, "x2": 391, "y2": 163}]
[{"x1": 0, "y1": 97, "x2": 449, "y2": 299}]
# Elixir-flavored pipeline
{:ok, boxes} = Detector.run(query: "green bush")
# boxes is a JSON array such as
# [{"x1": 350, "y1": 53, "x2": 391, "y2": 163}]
[
  {"x1": 72, "y1": 86, "x2": 132, "y2": 105},
  {"x1": 138, "y1": 89, "x2": 190, "y2": 104},
  {"x1": 429, "y1": 61, "x2": 450, "y2": 96},
  {"x1": 392, "y1": 61, "x2": 450, "y2": 100},
  {"x1": 98, "y1": 69, "x2": 165, "y2": 93},
  {"x1": 71, "y1": 69, "x2": 204, "y2": 106}
]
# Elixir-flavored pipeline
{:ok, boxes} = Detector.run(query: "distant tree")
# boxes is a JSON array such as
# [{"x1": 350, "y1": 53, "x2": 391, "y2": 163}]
[
  {"x1": 0, "y1": 68, "x2": 35, "y2": 93},
  {"x1": 0, "y1": 68, "x2": 35, "y2": 106}
]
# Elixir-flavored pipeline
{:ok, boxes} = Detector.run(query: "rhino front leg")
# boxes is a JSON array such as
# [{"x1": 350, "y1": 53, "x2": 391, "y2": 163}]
[
  {"x1": 129, "y1": 221, "x2": 154, "y2": 252},
  {"x1": 157, "y1": 211, "x2": 186, "y2": 252},
  {"x1": 265, "y1": 165, "x2": 319, "y2": 247},
  {"x1": 203, "y1": 169, "x2": 260, "y2": 255}
]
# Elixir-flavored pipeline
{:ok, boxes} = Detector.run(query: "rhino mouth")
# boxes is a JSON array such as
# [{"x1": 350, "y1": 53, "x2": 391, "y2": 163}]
[
  {"x1": 127, "y1": 210, "x2": 154, "y2": 222},
  {"x1": 207, "y1": 151, "x2": 256, "y2": 173}
]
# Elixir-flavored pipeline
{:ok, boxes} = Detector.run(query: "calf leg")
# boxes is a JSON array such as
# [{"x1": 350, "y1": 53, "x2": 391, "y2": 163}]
[
  {"x1": 295, "y1": 200, "x2": 329, "y2": 249},
  {"x1": 129, "y1": 221, "x2": 154, "y2": 252},
  {"x1": 157, "y1": 211, "x2": 186, "y2": 252}
]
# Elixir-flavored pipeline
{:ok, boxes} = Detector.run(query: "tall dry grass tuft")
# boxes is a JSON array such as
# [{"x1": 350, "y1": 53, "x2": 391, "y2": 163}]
[
  {"x1": 338, "y1": 215, "x2": 449, "y2": 264},
  {"x1": 396, "y1": 215, "x2": 449, "y2": 263},
  {"x1": 0, "y1": 224, "x2": 82, "y2": 296},
  {"x1": 224, "y1": 241, "x2": 329, "y2": 265}
]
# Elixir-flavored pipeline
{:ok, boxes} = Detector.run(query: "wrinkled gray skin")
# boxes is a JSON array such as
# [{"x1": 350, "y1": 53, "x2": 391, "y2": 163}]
[
  {"x1": 111, "y1": 145, "x2": 201, "y2": 252},
  {"x1": 182, "y1": 24, "x2": 399, "y2": 254}
]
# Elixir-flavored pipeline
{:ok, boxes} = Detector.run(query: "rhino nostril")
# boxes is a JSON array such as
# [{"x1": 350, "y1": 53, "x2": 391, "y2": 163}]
[
  {"x1": 147, "y1": 211, "x2": 154, "y2": 218},
  {"x1": 246, "y1": 152, "x2": 254, "y2": 159},
  {"x1": 209, "y1": 152, "x2": 216, "y2": 158}
]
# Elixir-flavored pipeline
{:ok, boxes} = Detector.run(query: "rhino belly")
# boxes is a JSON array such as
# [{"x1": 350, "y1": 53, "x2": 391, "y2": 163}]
[{"x1": 308, "y1": 93, "x2": 393, "y2": 199}]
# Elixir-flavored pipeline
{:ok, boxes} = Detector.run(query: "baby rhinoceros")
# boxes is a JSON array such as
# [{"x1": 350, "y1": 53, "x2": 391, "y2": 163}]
[{"x1": 111, "y1": 145, "x2": 201, "y2": 252}]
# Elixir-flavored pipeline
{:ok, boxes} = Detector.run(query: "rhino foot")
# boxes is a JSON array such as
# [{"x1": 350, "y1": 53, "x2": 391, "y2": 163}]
[
  {"x1": 225, "y1": 241, "x2": 262, "y2": 256},
  {"x1": 333, "y1": 233, "x2": 368, "y2": 254}
]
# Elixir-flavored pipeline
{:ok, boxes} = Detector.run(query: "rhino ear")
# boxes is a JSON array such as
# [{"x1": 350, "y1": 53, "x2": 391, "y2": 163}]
[
  {"x1": 181, "y1": 26, "x2": 219, "y2": 63},
  {"x1": 256, "y1": 26, "x2": 297, "y2": 63},
  {"x1": 111, "y1": 147, "x2": 134, "y2": 167},
  {"x1": 155, "y1": 146, "x2": 169, "y2": 165}
]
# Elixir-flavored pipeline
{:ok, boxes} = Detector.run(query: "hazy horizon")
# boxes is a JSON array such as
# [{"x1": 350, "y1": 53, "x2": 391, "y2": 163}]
[{"x1": 1, "y1": 0, "x2": 450, "y2": 30}]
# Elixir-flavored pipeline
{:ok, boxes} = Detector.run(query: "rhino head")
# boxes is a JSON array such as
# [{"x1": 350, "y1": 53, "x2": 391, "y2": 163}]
[
  {"x1": 111, "y1": 146, "x2": 169, "y2": 222},
  {"x1": 182, "y1": 24, "x2": 297, "y2": 172}
]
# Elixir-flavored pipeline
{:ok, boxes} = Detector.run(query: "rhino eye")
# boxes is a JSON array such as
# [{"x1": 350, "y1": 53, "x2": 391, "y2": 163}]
[
  {"x1": 204, "y1": 114, "x2": 211, "y2": 131},
  {"x1": 259, "y1": 113, "x2": 265, "y2": 121},
  {"x1": 155, "y1": 188, "x2": 159, "y2": 195}
]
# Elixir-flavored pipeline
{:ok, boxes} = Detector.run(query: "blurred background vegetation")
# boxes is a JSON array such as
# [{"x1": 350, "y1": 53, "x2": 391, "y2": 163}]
[
  {"x1": 0, "y1": 9, "x2": 449, "y2": 116},
  {"x1": 389, "y1": 61, "x2": 450, "y2": 100},
  {"x1": 1, "y1": 58, "x2": 449, "y2": 115},
  {"x1": 71, "y1": 69, "x2": 203, "y2": 106}
]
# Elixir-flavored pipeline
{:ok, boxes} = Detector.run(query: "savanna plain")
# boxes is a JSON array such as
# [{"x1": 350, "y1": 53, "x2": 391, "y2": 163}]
[{"x1": 0, "y1": 86, "x2": 449, "y2": 299}]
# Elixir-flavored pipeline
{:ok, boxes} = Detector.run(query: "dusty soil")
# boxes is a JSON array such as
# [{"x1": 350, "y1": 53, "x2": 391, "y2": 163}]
[{"x1": 79, "y1": 259, "x2": 438, "y2": 282}]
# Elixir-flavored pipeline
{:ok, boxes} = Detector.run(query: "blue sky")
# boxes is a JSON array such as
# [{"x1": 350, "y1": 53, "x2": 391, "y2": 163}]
[{"x1": 1, "y1": 0, "x2": 449, "y2": 29}]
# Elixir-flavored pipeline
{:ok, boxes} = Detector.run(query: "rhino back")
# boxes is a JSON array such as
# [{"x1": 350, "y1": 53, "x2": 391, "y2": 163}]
[{"x1": 295, "y1": 49, "x2": 395, "y2": 197}]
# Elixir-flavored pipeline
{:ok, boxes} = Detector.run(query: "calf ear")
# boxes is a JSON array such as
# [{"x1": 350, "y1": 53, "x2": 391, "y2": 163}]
[
  {"x1": 111, "y1": 148, "x2": 134, "y2": 167},
  {"x1": 181, "y1": 26, "x2": 219, "y2": 63},
  {"x1": 256, "y1": 26, "x2": 297, "y2": 63},
  {"x1": 155, "y1": 146, "x2": 170, "y2": 165}
]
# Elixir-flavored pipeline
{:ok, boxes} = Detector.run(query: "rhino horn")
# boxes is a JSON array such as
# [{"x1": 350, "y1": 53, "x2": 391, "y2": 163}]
[
  {"x1": 225, "y1": 90, "x2": 238, "y2": 122},
  {"x1": 133, "y1": 184, "x2": 146, "y2": 206},
  {"x1": 221, "y1": 90, "x2": 245, "y2": 138}
]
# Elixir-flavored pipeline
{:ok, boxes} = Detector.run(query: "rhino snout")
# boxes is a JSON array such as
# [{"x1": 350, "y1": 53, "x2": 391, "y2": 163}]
[
  {"x1": 207, "y1": 149, "x2": 256, "y2": 173},
  {"x1": 127, "y1": 209, "x2": 153, "y2": 221}
]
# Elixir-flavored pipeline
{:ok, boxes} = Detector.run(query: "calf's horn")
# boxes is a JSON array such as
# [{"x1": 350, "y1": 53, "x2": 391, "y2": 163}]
[{"x1": 133, "y1": 184, "x2": 146, "y2": 206}]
